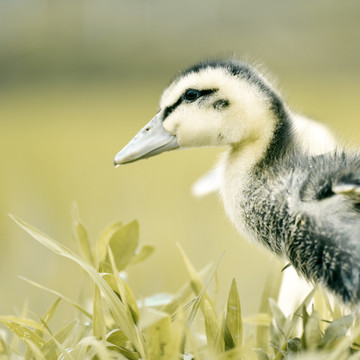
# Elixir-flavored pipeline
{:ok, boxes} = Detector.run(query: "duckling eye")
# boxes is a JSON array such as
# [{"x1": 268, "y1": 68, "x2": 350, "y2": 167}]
[{"x1": 183, "y1": 89, "x2": 200, "y2": 102}]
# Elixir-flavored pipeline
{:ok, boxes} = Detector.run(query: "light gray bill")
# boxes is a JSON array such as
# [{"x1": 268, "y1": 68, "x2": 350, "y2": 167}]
[{"x1": 114, "y1": 114, "x2": 179, "y2": 166}]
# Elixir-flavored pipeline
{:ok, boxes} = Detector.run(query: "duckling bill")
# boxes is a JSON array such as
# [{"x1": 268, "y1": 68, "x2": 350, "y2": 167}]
[
  {"x1": 114, "y1": 60, "x2": 360, "y2": 306},
  {"x1": 114, "y1": 114, "x2": 179, "y2": 165}
]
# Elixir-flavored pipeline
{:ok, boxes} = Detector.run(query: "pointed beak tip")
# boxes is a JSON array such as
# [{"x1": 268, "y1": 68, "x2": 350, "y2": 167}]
[
  {"x1": 113, "y1": 153, "x2": 125, "y2": 167},
  {"x1": 113, "y1": 114, "x2": 180, "y2": 167}
]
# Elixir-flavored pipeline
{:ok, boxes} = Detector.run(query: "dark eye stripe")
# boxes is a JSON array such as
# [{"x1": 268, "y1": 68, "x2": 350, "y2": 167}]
[
  {"x1": 198, "y1": 89, "x2": 218, "y2": 97},
  {"x1": 163, "y1": 88, "x2": 218, "y2": 120},
  {"x1": 163, "y1": 96, "x2": 183, "y2": 119}
]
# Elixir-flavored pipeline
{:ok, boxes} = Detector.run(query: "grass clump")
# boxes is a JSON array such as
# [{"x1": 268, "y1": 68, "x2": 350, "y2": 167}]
[{"x1": 1, "y1": 204, "x2": 360, "y2": 359}]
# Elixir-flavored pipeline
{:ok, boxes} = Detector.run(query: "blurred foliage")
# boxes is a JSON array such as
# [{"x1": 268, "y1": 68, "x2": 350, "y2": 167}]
[
  {"x1": 1, "y1": 0, "x2": 360, "y2": 85},
  {"x1": 1, "y1": 212, "x2": 359, "y2": 359},
  {"x1": 0, "y1": 0, "x2": 360, "y2": 333}
]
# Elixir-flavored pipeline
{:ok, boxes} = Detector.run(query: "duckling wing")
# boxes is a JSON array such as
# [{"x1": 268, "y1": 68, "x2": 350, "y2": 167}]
[
  {"x1": 298, "y1": 152, "x2": 360, "y2": 205},
  {"x1": 332, "y1": 170, "x2": 360, "y2": 203},
  {"x1": 191, "y1": 166, "x2": 221, "y2": 197}
]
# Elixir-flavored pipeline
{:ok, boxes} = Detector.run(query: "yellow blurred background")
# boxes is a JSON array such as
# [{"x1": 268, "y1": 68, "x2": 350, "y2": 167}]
[{"x1": 1, "y1": 0, "x2": 360, "y2": 322}]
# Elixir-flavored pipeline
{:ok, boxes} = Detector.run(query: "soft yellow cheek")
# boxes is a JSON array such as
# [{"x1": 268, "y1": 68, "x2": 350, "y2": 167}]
[
  {"x1": 178, "y1": 116, "x2": 226, "y2": 147},
  {"x1": 163, "y1": 112, "x2": 182, "y2": 135}
]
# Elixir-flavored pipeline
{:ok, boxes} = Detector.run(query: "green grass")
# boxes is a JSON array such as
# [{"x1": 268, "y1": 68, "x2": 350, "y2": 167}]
[{"x1": 1, "y1": 204, "x2": 360, "y2": 359}]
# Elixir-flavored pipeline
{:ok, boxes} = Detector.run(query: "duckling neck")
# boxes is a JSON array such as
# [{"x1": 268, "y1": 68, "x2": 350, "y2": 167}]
[
  {"x1": 257, "y1": 96, "x2": 294, "y2": 167},
  {"x1": 224, "y1": 102, "x2": 295, "y2": 183},
  {"x1": 220, "y1": 107, "x2": 297, "y2": 241}
]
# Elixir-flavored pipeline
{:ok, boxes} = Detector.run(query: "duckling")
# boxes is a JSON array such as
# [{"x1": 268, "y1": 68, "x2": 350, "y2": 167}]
[
  {"x1": 114, "y1": 60, "x2": 360, "y2": 306},
  {"x1": 190, "y1": 112, "x2": 337, "y2": 315}
]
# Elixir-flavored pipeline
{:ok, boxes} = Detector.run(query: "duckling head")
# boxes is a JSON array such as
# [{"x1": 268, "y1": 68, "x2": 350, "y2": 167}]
[{"x1": 114, "y1": 60, "x2": 286, "y2": 165}]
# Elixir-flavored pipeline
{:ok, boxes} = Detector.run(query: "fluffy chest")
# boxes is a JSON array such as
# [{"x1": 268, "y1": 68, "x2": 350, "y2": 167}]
[
  {"x1": 219, "y1": 154, "x2": 303, "y2": 253},
  {"x1": 218, "y1": 143, "x2": 273, "y2": 235},
  {"x1": 220, "y1": 165, "x2": 251, "y2": 238}
]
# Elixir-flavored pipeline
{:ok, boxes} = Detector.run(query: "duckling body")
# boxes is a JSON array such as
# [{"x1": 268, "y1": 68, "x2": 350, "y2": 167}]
[
  {"x1": 228, "y1": 149, "x2": 360, "y2": 304},
  {"x1": 114, "y1": 60, "x2": 360, "y2": 306}
]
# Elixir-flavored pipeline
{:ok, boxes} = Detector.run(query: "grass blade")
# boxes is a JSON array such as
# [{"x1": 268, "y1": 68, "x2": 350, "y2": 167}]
[
  {"x1": 131, "y1": 245, "x2": 155, "y2": 265},
  {"x1": 42, "y1": 321, "x2": 77, "y2": 360},
  {"x1": 256, "y1": 259, "x2": 283, "y2": 350},
  {"x1": 97, "y1": 221, "x2": 123, "y2": 262},
  {"x1": 0, "y1": 318, "x2": 45, "y2": 348},
  {"x1": 204, "y1": 299, "x2": 219, "y2": 349},
  {"x1": 104, "y1": 220, "x2": 139, "y2": 271},
  {"x1": 106, "y1": 329, "x2": 128, "y2": 347},
  {"x1": 25, "y1": 339, "x2": 47, "y2": 360},
  {"x1": 0, "y1": 316, "x2": 45, "y2": 332},
  {"x1": 225, "y1": 279, "x2": 242, "y2": 347},
  {"x1": 183, "y1": 250, "x2": 224, "y2": 328},
  {"x1": 304, "y1": 310, "x2": 321, "y2": 350},
  {"x1": 19, "y1": 276, "x2": 92, "y2": 320},
  {"x1": 177, "y1": 243, "x2": 221, "y2": 326},
  {"x1": 319, "y1": 315, "x2": 353, "y2": 349},
  {"x1": 72, "y1": 203, "x2": 95, "y2": 266},
  {"x1": 139, "y1": 308, "x2": 171, "y2": 360},
  {"x1": 93, "y1": 285, "x2": 106, "y2": 339},
  {"x1": 41, "y1": 297, "x2": 62, "y2": 329},
  {"x1": 107, "y1": 245, "x2": 140, "y2": 324},
  {"x1": 162, "y1": 264, "x2": 212, "y2": 316},
  {"x1": 10, "y1": 214, "x2": 146, "y2": 359}
]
